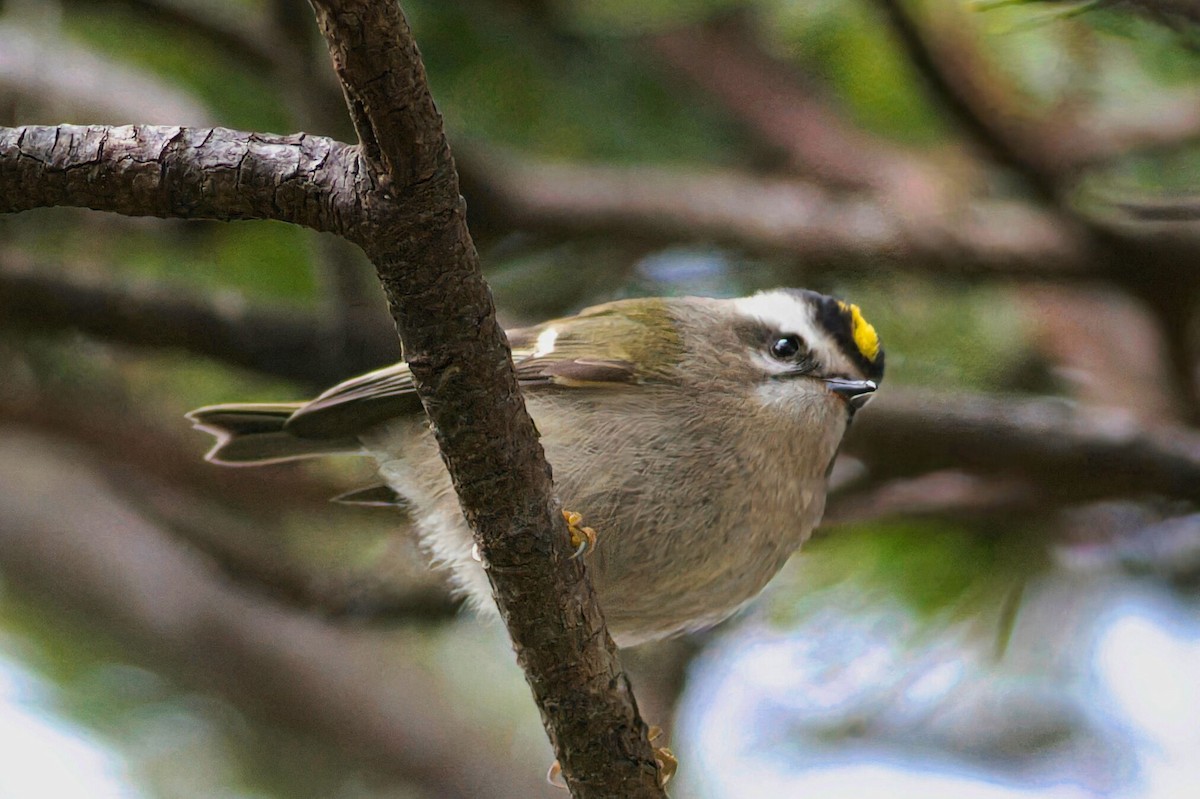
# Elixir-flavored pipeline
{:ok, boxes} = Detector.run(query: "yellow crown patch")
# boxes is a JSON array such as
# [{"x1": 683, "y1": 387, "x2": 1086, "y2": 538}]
[{"x1": 837, "y1": 301, "x2": 881, "y2": 362}]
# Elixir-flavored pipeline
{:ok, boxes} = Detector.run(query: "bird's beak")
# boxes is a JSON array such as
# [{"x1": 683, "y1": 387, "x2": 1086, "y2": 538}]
[{"x1": 824, "y1": 378, "x2": 877, "y2": 410}]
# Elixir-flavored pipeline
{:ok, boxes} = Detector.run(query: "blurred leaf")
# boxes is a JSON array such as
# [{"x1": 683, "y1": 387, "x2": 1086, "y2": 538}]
[
  {"x1": 6, "y1": 211, "x2": 315, "y2": 301},
  {"x1": 769, "y1": 0, "x2": 946, "y2": 142},
  {"x1": 63, "y1": 7, "x2": 291, "y2": 132},
  {"x1": 569, "y1": 0, "x2": 742, "y2": 33},
  {"x1": 836, "y1": 277, "x2": 1033, "y2": 392},
  {"x1": 769, "y1": 518, "x2": 1043, "y2": 642},
  {"x1": 411, "y1": 1, "x2": 744, "y2": 163}
]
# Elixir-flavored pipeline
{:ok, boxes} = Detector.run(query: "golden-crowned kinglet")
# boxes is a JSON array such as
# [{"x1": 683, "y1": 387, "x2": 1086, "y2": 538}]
[{"x1": 189, "y1": 289, "x2": 883, "y2": 646}]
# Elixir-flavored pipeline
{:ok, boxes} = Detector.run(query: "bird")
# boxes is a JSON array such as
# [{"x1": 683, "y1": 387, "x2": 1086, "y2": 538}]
[{"x1": 188, "y1": 288, "x2": 883, "y2": 647}]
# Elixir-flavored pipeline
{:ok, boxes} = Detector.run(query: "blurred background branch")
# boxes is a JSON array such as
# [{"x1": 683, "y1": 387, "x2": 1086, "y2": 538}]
[{"x1": 0, "y1": 428, "x2": 548, "y2": 799}]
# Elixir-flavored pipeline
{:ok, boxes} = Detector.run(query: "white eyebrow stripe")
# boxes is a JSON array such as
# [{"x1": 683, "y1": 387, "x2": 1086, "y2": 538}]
[
  {"x1": 732, "y1": 292, "x2": 820, "y2": 342},
  {"x1": 532, "y1": 326, "x2": 559, "y2": 357},
  {"x1": 731, "y1": 290, "x2": 855, "y2": 376}
]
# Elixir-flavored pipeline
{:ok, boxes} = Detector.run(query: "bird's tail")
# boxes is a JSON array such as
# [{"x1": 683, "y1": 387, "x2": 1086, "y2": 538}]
[{"x1": 187, "y1": 403, "x2": 362, "y2": 465}]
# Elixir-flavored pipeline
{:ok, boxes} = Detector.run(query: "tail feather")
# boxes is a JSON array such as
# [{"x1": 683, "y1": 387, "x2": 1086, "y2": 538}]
[
  {"x1": 187, "y1": 403, "x2": 362, "y2": 465},
  {"x1": 331, "y1": 483, "x2": 405, "y2": 507}
]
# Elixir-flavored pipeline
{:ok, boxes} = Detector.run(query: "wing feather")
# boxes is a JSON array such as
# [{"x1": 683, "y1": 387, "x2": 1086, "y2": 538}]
[
  {"x1": 283, "y1": 301, "x2": 678, "y2": 439},
  {"x1": 285, "y1": 363, "x2": 424, "y2": 438}
]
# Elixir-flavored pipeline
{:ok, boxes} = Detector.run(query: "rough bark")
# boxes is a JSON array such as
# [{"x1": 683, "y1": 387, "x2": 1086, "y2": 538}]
[
  {"x1": 306, "y1": 2, "x2": 664, "y2": 794},
  {"x1": 0, "y1": 125, "x2": 360, "y2": 229}
]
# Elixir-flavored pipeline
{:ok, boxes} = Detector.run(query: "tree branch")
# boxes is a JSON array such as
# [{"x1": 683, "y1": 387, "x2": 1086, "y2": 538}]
[
  {"x1": 825, "y1": 470, "x2": 1041, "y2": 528},
  {"x1": 1069, "y1": 87, "x2": 1200, "y2": 167},
  {"x1": 871, "y1": 0, "x2": 1067, "y2": 200},
  {"x1": 0, "y1": 381, "x2": 456, "y2": 622},
  {"x1": 121, "y1": 468, "x2": 460, "y2": 625},
  {"x1": 0, "y1": 5, "x2": 666, "y2": 787},
  {"x1": 14, "y1": 260, "x2": 1194, "y2": 510},
  {"x1": 306, "y1": 2, "x2": 665, "y2": 794},
  {"x1": 461, "y1": 147, "x2": 1093, "y2": 277},
  {"x1": 0, "y1": 388, "x2": 340, "y2": 515},
  {"x1": 1087, "y1": 0, "x2": 1200, "y2": 32},
  {"x1": 0, "y1": 121, "x2": 1119, "y2": 284},
  {"x1": 647, "y1": 12, "x2": 1200, "y2": 184},
  {"x1": 845, "y1": 389, "x2": 1200, "y2": 503},
  {"x1": 0, "y1": 125, "x2": 360, "y2": 230}
]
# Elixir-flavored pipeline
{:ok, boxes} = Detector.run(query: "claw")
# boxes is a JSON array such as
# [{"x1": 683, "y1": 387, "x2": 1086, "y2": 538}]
[
  {"x1": 547, "y1": 728, "x2": 677, "y2": 790},
  {"x1": 547, "y1": 760, "x2": 567, "y2": 789},
  {"x1": 562, "y1": 509, "x2": 597, "y2": 559},
  {"x1": 648, "y1": 725, "x2": 678, "y2": 787}
]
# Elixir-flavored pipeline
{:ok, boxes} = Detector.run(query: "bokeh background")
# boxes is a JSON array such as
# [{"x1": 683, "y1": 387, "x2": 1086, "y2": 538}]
[{"x1": 1, "y1": 0, "x2": 1199, "y2": 797}]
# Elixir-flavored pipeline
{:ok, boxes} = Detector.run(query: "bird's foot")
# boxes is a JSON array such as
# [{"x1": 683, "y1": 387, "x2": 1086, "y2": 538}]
[
  {"x1": 545, "y1": 726, "x2": 677, "y2": 789},
  {"x1": 546, "y1": 760, "x2": 566, "y2": 789},
  {"x1": 649, "y1": 725, "x2": 678, "y2": 787},
  {"x1": 562, "y1": 509, "x2": 597, "y2": 559}
]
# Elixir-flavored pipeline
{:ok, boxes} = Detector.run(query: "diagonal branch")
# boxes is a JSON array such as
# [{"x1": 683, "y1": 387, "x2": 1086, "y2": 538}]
[
  {"x1": 646, "y1": 17, "x2": 947, "y2": 194},
  {"x1": 872, "y1": 0, "x2": 1067, "y2": 200},
  {"x1": 648, "y1": 13, "x2": 1200, "y2": 181},
  {"x1": 1081, "y1": 0, "x2": 1200, "y2": 33},
  {"x1": 307, "y1": 2, "x2": 665, "y2": 795}
]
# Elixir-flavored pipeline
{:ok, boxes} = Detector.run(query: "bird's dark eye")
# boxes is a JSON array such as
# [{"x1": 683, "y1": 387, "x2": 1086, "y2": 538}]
[{"x1": 770, "y1": 335, "x2": 803, "y2": 360}]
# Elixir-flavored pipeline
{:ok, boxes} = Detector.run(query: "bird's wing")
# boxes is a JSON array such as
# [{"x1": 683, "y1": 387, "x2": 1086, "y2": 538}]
[
  {"x1": 284, "y1": 362, "x2": 424, "y2": 438},
  {"x1": 284, "y1": 303, "x2": 676, "y2": 439}
]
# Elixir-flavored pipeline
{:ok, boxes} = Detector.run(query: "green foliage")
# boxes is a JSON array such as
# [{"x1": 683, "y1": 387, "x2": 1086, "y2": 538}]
[
  {"x1": 7, "y1": 211, "x2": 315, "y2": 302},
  {"x1": 201, "y1": 223, "x2": 316, "y2": 299},
  {"x1": 569, "y1": 0, "x2": 741, "y2": 32},
  {"x1": 979, "y1": 0, "x2": 1200, "y2": 76},
  {"x1": 769, "y1": 0, "x2": 946, "y2": 142},
  {"x1": 836, "y1": 277, "x2": 1032, "y2": 391},
  {"x1": 769, "y1": 518, "x2": 1042, "y2": 642},
  {"x1": 64, "y1": 8, "x2": 291, "y2": 133},
  {"x1": 410, "y1": 1, "x2": 742, "y2": 163}
]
